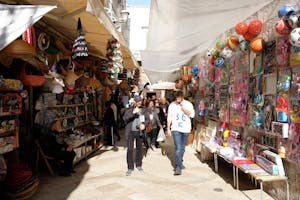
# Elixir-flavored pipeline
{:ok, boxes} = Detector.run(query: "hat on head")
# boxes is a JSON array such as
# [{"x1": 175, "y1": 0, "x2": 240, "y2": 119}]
[
  {"x1": 134, "y1": 95, "x2": 142, "y2": 102},
  {"x1": 174, "y1": 90, "x2": 184, "y2": 97}
]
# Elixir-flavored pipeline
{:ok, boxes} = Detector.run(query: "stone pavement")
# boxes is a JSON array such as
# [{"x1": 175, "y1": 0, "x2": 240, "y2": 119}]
[{"x1": 33, "y1": 133, "x2": 274, "y2": 200}]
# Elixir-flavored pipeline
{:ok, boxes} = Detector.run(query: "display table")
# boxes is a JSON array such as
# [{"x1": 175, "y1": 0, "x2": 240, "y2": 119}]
[
  {"x1": 201, "y1": 141, "x2": 290, "y2": 200},
  {"x1": 233, "y1": 159, "x2": 289, "y2": 200}
]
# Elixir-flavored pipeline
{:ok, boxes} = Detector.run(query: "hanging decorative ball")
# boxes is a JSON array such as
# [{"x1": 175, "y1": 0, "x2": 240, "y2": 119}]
[
  {"x1": 242, "y1": 31, "x2": 256, "y2": 40},
  {"x1": 248, "y1": 20, "x2": 263, "y2": 35},
  {"x1": 289, "y1": 28, "x2": 300, "y2": 47},
  {"x1": 250, "y1": 38, "x2": 265, "y2": 53},
  {"x1": 278, "y1": 4, "x2": 295, "y2": 18},
  {"x1": 216, "y1": 41, "x2": 225, "y2": 51},
  {"x1": 235, "y1": 22, "x2": 248, "y2": 35},
  {"x1": 206, "y1": 49, "x2": 213, "y2": 58},
  {"x1": 239, "y1": 40, "x2": 250, "y2": 52},
  {"x1": 226, "y1": 35, "x2": 239, "y2": 50},
  {"x1": 220, "y1": 47, "x2": 233, "y2": 59},
  {"x1": 191, "y1": 66, "x2": 199, "y2": 76},
  {"x1": 276, "y1": 19, "x2": 291, "y2": 35},
  {"x1": 288, "y1": 14, "x2": 300, "y2": 28},
  {"x1": 209, "y1": 57, "x2": 216, "y2": 66},
  {"x1": 214, "y1": 57, "x2": 225, "y2": 67}
]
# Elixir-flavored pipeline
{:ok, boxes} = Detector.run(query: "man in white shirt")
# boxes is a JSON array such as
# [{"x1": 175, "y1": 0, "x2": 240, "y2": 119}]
[{"x1": 166, "y1": 90, "x2": 195, "y2": 175}]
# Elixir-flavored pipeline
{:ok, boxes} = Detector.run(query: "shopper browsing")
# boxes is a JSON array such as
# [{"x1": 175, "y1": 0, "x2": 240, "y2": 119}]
[{"x1": 166, "y1": 91, "x2": 195, "y2": 176}]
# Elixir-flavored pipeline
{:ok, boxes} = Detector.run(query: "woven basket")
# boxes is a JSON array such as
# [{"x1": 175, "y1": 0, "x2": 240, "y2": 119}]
[{"x1": 2, "y1": 39, "x2": 37, "y2": 57}]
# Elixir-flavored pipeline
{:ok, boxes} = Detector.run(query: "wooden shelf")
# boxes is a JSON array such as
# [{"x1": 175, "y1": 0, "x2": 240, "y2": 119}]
[
  {"x1": 46, "y1": 103, "x2": 84, "y2": 108},
  {"x1": 0, "y1": 129, "x2": 16, "y2": 137}
]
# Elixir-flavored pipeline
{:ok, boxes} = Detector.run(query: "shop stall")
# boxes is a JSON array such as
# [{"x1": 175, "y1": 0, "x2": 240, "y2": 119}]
[{"x1": 174, "y1": 2, "x2": 300, "y2": 200}]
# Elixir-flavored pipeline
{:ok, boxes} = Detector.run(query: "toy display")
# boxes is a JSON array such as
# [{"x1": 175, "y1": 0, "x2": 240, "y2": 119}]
[{"x1": 191, "y1": 4, "x2": 300, "y2": 168}]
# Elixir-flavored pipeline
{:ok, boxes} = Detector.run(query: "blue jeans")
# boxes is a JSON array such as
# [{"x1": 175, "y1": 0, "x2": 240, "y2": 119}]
[{"x1": 172, "y1": 131, "x2": 189, "y2": 170}]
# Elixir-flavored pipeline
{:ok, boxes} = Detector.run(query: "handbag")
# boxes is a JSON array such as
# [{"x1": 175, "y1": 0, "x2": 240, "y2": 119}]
[
  {"x1": 156, "y1": 128, "x2": 166, "y2": 142},
  {"x1": 145, "y1": 122, "x2": 153, "y2": 133}
]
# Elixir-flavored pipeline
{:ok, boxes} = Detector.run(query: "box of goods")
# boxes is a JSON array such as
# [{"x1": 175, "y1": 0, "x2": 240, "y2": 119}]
[
  {"x1": 86, "y1": 145, "x2": 92, "y2": 154},
  {"x1": 74, "y1": 147, "x2": 82, "y2": 160},
  {"x1": 256, "y1": 155, "x2": 278, "y2": 175}
]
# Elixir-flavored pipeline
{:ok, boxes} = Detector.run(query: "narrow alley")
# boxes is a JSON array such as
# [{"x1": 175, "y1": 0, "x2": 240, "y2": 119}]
[{"x1": 33, "y1": 132, "x2": 273, "y2": 200}]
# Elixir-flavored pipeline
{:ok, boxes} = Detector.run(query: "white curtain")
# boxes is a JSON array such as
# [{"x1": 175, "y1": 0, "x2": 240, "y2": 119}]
[
  {"x1": 0, "y1": 4, "x2": 56, "y2": 50},
  {"x1": 141, "y1": 0, "x2": 274, "y2": 83}
]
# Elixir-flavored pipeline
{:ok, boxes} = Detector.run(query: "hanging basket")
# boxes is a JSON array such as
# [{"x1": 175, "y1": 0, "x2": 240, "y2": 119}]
[{"x1": 20, "y1": 63, "x2": 46, "y2": 87}]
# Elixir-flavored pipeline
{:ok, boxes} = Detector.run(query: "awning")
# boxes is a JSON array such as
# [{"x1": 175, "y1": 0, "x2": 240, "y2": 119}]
[
  {"x1": 142, "y1": 0, "x2": 274, "y2": 83},
  {"x1": 0, "y1": 4, "x2": 56, "y2": 51},
  {"x1": 1, "y1": 0, "x2": 138, "y2": 70}
]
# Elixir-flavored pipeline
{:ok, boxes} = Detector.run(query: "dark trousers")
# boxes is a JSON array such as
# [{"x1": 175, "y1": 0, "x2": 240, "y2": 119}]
[
  {"x1": 146, "y1": 128, "x2": 158, "y2": 148},
  {"x1": 54, "y1": 150, "x2": 76, "y2": 172},
  {"x1": 126, "y1": 131, "x2": 143, "y2": 170}
]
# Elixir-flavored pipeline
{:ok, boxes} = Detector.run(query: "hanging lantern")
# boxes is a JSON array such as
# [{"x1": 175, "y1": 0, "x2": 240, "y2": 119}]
[
  {"x1": 235, "y1": 22, "x2": 248, "y2": 35},
  {"x1": 248, "y1": 20, "x2": 263, "y2": 36},
  {"x1": 250, "y1": 38, "x2": 265, "y2": 53},
  {"x1": 72, "y1": 18, "x2": 88, "y2": 59}
]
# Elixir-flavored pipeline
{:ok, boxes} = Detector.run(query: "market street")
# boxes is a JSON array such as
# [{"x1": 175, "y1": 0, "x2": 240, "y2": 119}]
[{"x1": 33, "y1": 132, "x2": 273, "y2": 200}]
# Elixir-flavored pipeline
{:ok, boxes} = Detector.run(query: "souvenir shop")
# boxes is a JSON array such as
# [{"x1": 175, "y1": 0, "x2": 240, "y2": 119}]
[
  {"x1": 0, "y1": 3, "x2": 138, "y2": 199},
  {"x1": 174, "y1": 3, "x2": 300, "y2": 200}
]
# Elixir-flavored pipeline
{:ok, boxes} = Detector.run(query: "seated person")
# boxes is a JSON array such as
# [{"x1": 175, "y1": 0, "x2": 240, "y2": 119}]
[{"x1": 37, "y1": 120, "x2": 75, "y2": 176}]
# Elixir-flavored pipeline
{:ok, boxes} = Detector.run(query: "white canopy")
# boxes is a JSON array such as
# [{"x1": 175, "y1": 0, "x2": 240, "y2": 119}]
[
  {"x1": 0, "y1": 4, "x2": 56, "y2": 50},
  {"x1": 142, "y1": 0, "x2": 274, "y2": 83}
]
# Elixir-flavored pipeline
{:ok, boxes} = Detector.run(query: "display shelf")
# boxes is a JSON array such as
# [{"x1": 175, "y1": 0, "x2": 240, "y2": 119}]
[
  {"x1": 55, "y1": 113, "x2": 85, "y2": 121},
  {"x1": 45, "y1": 103, "x2": 84, "y2": 108},
  {"x1": 58, "y1": 121, "x2": 91, "y2": 132},
  {"x1": 0, "y1": 129, "x2": 17, "y2": 137},
  {"x1": 67, "y1": 133, "x2": 103, "y2": 165}
]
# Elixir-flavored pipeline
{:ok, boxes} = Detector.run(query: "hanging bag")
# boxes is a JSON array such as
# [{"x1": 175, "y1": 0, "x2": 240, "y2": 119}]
[
  {"x1": 145, "y1": 121, "x2": 153, "y2": 133},
  {"x1": 156, "y1": 128, "x2": 166, "y2": 142},
  {"x1": 20, "y1": 63, "x2": 45, "y2": 87}
]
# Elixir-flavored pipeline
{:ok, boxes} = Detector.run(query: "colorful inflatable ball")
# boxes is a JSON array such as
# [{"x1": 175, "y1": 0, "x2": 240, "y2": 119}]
[
  {"x1": 278, "y1": 4, "x2": 295, "y2": 18},
  {"x1": 226, "y1": 35, "x2": 239, "y2": 50},
  {"x1": 235, "y1": 22, "x2": 248, "y2": 35},
  {"x1": 248, "y1": 20, "x2": 263, "y2": 35},
  {"x1": 250, "y1": 38, "x2": 265, "y2": 53}
]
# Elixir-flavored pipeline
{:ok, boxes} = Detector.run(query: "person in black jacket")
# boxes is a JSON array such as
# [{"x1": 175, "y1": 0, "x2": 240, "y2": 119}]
[
  {"x1": 123, "y1": 95, "x2": 145, "y2": 176},
  {"x1": 38, "y1": 121, "x2": 75, "y2": 176},
  {"x1": 103, "y1": 101, "x2": 117, "y2": 145}
]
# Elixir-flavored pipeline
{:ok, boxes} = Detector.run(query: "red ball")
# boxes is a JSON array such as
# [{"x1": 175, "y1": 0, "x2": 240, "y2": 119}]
[
  {"x1": 248, "y1": 20, "x2": 263, "y2": 35},
  {"x1": 243, "y1": 31, "x2": 256, "y2": 40},
  {"x1": 235, "y1": 22, "x2": 248, "y2": 35}
]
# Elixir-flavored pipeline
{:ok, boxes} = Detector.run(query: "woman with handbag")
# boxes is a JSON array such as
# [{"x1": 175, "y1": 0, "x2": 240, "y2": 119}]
[{"x1": 144, "y1": 100, "x2": 162, "y2": 151}]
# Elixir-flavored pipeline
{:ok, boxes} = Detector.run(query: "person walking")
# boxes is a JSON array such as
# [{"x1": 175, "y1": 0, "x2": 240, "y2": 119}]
[
  {"x1": 166, "y1": 91, "x2": 195, "y2": 176},
  {"x1": 123, "y1": 95, "x2": 145, "y2": 176},
  {"x1": 103, "y1": 101, "x2": 116, "y2": 146},
  {"x1": 144, "y1": 100, "x2": 162, "y2": 150}
]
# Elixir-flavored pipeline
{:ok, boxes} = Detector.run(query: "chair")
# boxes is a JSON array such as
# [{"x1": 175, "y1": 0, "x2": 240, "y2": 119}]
[{"x1": 35, "y1": 140, "x2": 63, "y2": 176}]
